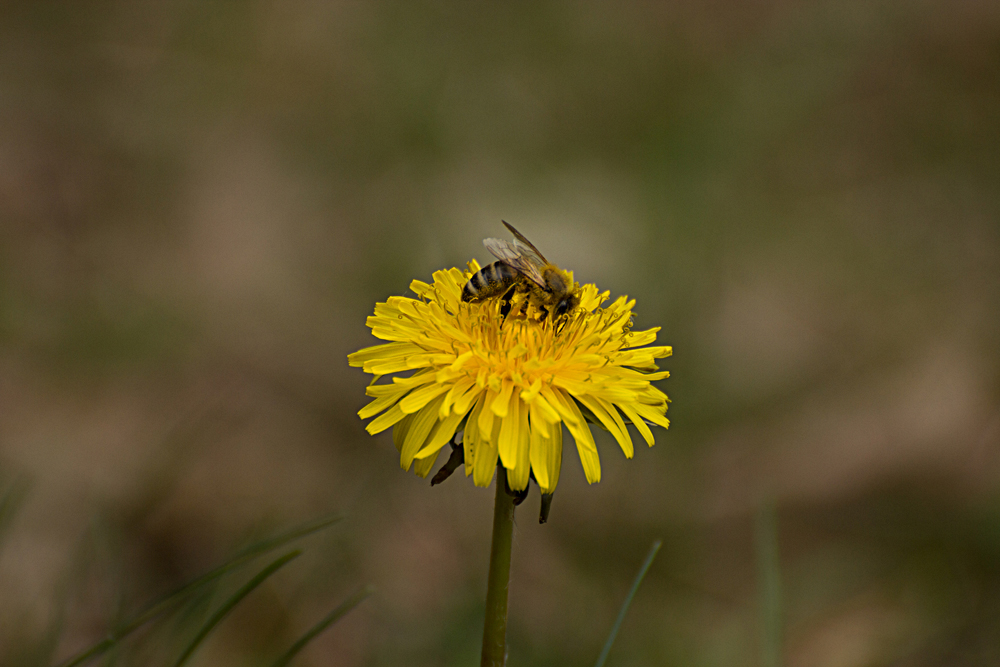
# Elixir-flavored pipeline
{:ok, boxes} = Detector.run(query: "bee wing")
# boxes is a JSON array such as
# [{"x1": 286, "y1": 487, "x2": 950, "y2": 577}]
[
  {"x1": 483, "y1": 238, "x2": 547, "y2": 288},
  {"x1": 502, "y1": 221, "x2": 549, "y2": 263}
]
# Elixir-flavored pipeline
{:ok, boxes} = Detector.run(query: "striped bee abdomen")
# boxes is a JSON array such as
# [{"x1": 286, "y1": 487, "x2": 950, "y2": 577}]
[{"x1": 462, "y1": 261, "x2": 520, "y2": 302}]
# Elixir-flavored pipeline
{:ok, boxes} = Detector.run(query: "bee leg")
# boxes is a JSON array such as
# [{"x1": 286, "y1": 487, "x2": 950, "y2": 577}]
[
  {"x1": 430, "y1": 432, "x2": 465, "y2": 486},
  {"x1": 538, "y1": 304, "x2": 549, "y2": 320},
  {"x1": 539, "y1": 493, "x2": 554, "y2": 524},
  {"x1": 498, "y1": 284, "x2": 517, "y2": 319}
]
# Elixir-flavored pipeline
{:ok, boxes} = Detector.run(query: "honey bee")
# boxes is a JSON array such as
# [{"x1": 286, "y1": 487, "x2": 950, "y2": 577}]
[{"x1": 462, "y1": 221, "x2": 580, "y2": 319}]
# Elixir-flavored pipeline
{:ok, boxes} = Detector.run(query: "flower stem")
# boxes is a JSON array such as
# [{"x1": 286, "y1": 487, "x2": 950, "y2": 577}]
[{"x1": 481, "y1": 466, "x2": 516, "y2": 667}]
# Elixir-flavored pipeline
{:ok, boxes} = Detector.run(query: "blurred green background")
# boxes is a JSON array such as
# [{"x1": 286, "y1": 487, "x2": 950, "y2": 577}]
[{"x1": 2, "y1": 1, "x2": 999, "y2": 665}]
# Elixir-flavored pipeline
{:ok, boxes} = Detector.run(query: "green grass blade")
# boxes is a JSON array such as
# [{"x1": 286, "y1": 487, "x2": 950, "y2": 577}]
[
  {"x1": 172, "y1": 550, "x2": 302, "y2": 667},
  {"x1": 54, "y1": 513, "x2": 342, "y2": 667},
  {"x1": 594, "y1": 539, "x2": 662, "y2": 667},
  {"x1": 52, "y1": 637, "x2": 112, "y2": 667},
  {"x1": 131, "y1": 513, "x2": 342, "y2": 628},
  {"x1": 0, "y1": 476, "x2": 30, "y2": 551},
  {"x1": 268, "y1": 585, "x2": 374, "y2": 667},
  {"x1": 755, "y1": 499, "x2": 783, "y2": 667}
]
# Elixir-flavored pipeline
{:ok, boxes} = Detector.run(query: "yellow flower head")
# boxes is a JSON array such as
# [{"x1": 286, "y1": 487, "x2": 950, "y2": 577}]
[{"x1": 348, "y1": 260, "x2": 671, "y2": 494}]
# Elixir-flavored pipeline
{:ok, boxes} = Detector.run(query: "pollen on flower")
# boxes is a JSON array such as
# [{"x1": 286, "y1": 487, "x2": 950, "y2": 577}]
[{"x1": 347, "y1": 260, "x2": 671, "y2": 494}]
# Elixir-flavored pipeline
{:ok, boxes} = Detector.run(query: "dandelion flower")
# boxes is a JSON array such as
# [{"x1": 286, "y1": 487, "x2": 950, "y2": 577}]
[{"x1": 347, "y1": 260, "x2": 671, "y2": 494}]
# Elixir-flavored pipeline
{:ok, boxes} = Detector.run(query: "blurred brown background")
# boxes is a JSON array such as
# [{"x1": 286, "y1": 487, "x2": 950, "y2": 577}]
[{"x1": 2, "y1": 1, "x2": 999, "y2": 665}]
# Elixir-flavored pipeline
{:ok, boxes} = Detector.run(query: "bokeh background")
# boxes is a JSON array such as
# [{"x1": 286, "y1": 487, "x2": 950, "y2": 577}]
[{"x1": 2, "y1": 1, "x2": 999, "y2": 665}]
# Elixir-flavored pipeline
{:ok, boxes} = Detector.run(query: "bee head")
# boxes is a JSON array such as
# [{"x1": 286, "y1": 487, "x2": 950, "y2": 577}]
[{"x1": 554, "y1": 293, "x2": 579, "y2": 319}]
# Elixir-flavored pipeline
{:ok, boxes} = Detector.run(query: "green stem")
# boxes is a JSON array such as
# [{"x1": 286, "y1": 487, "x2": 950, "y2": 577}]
[
  {"x1": 755, "y1": 498, "x2": 783, "y2": 667},
  {"x1": 481, "y1": 466, "x2": 516, "y2": 667}
]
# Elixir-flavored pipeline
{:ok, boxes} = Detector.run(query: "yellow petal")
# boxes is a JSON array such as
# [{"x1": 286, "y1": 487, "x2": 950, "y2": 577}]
[
  {"x1": 477, "y1": 388, "x2": 498, "y2": 439},
  {"x1": 613, "y1": 346, "x2": 672, "y2": 369},
  {"x1": 454, "y1": 383, "x2": 484, "y2": 416},
  {"x1": 624, "y1": 327, "x2": 659, "y2": 348},
  {"x1": 491, "y1": 380, "x2": 516, "y2": 418},
  {"x1": 413, "y1": 448, "x2": 439, "y2": 478},
  {"x1": 365, "y1": 382, "x2": 407, "y2": 398},
  {"x1": 366, "y1": 357, "x2": 419, "y2": 375},
  {"x1": 558, "y1": 392, "x2": 600, "y2": 484},
  {"x1": 440, "y1": 377, "x2": 476, "y2": 418},
  {"x1": 348, "y1": 341, "x2": 419, "y2": 367},
  {"x1": 463, "y1": 393, "x2": 485, "y2": 472},
  {"x1": 528, "y1": 398, "x2": 550, "y2": 438},
  {"x1": 392, "y1": 370, "x2": 436, "y2": 388},
  {"x1": 545, "y1": 424, "x2": 563, "y2": 494},
  {"x1": 576, "y1": 394, "x2": 633, "y2": 459},
  {"x1": 506, "y1": 399, "x2": 531, "y2": 492},
  {"x1": 415, "y1": 409, "x2": 465, "y2": 460},
  {"x1": 398, "y1": 383, "x2": 450, "y2": 414},
  {"x1": 358, "y1": 390, "x2": 405, "y2": 420},
  {"x1": 632, "y1": 401, "x2": 670, "y2": 429},
  {"x1": 399, "y1": 395, "x2": 446, "y2": 469},
  {"x1": 532, "y1": 392, "x2": 562, "y2": 426},
  {"x1": 528, "y1": 412, "x2": 551, "y2": 490},
  {"x1": 472, "y1": 421, "x2": 499, "y2": 487},
  {"x1": 520, "y1": 377, "x2": 543, "y2": 402},
  {"x1": 539, "y1": 385, "x2": 581, "y2": 426},
  {"x1": 497, "y1": 394, "x2": 520, "y2": 470},
  {"x1": 617, "y1": 401, "x2": 654, "y2": 447},
  {"x1": 392, "y1": 413, "x2": 416, "y2": 454},
  {"x1": 367, "y1": 404, "x2": 408, "y2": 435}
]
